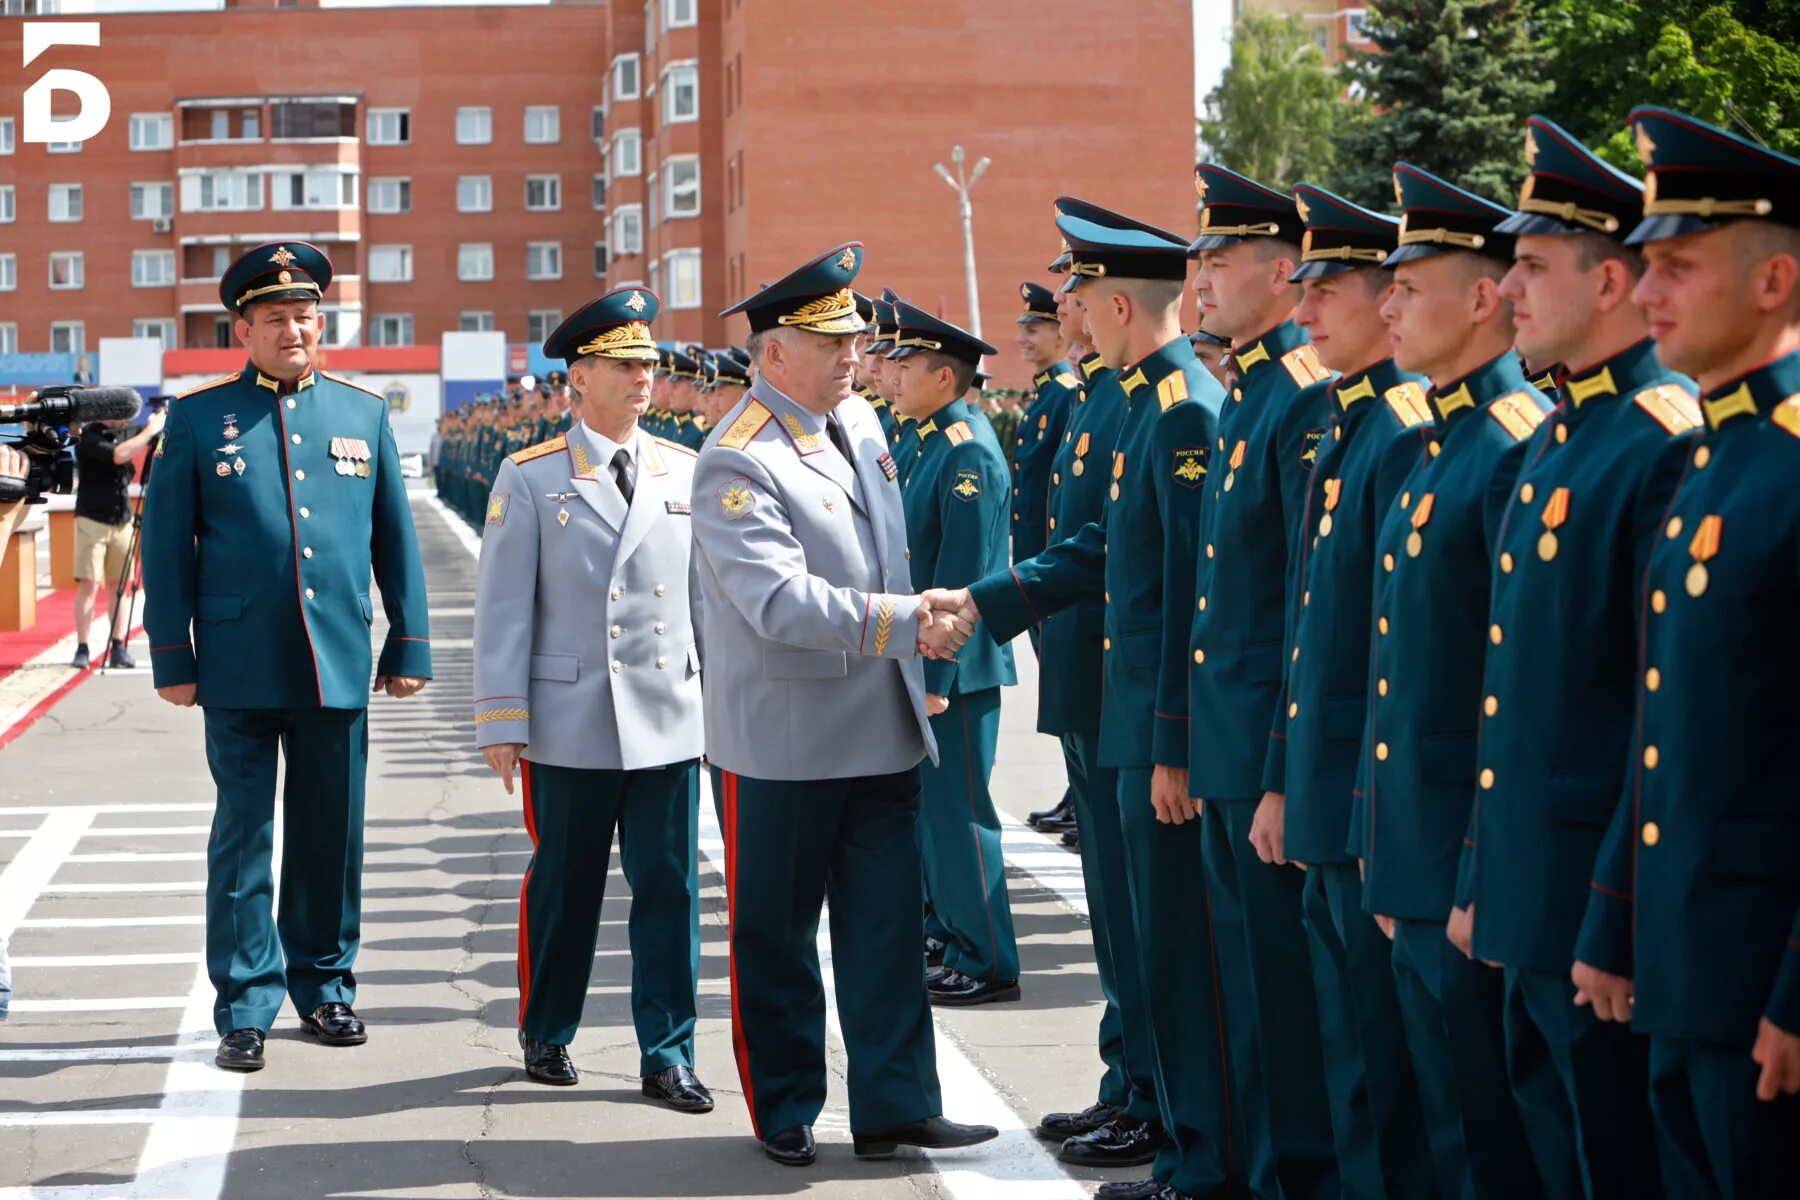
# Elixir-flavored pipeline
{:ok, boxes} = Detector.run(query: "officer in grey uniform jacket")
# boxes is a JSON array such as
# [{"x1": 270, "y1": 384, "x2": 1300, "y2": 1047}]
[
  {"x1": 473, "y1": 287, "x2": 712, "y2": 1114},
  {"x1": 692, "y1": 243, "x2": 997, "y2": 1168}
]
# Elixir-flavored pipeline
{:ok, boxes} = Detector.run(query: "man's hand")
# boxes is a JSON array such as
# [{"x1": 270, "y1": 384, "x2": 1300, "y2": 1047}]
[
  {"x1": 917, "y1": 589, "x2": 978, "y2": 660},
  {"x1": 484, "y1": 743, "x2": 525, "y2": 795},
  {"x1": 1571, "y1": 959, "x2": 1634, "y2": 1023},
  {"x1": 1752, "y1": 1017, "x2": 1800, "y2": 1101},
  {"x1": 1248, "y1": 791, "x2": 1287, "y2": 865},
  {"x1": 1447, "y1": 904, "x2": 1475, "y2": 958},
  {"x1": 1150, "y1": 764, "x2": 1198, "y2": 825},
  {"x1": 1374, "y1": 913, "x2": 1397, "y2": 940},
  {"x1": 925, "y1": 693, "x2": 950, "y2": 717},
  {"x1": 374, "y1": 675, "x2": 427, "y2": 699},
  {"x1": 0, "y1": 443, "x2": 26, "y2": 486},
  {"x1": 157, "y1": 684, "x2": 198, "y2": 707}
]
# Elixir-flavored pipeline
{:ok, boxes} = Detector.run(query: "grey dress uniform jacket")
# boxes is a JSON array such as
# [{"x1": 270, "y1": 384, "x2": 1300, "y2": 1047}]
[
  {"x1": 473, "y1": 420, "x2": 704, "y2": 771},
  {"x1": 691, "y1": 378, "x2": 936, "y2": 781}
]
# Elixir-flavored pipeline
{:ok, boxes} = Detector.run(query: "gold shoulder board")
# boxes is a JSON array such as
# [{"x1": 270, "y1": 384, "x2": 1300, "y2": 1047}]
[
  {"x1": 510, "y1": 435, "x2": 567, "y2": 465},
  {"x1": 1157, "y1": 372, "x2": 1190, "y2": 411},
  {"x1": 1772, "y1": 394, "x2": 1800, "y2": 441},
  {"x1": 1384, "y1": 381, "x2": 1431, "y2": 428},
  {"x1": 1633, "y1": 384, "x2": 1701, "y2": 435},
  {"x1": 1056, "y1": 371, "x2": 1081, "y2": 389},
  {"x1": 944, "y1": 420, "x2": 973, "y2": 445},
  {"x1": 176, "y1": 374, "x2": 238, "y2": 400},
  {"x1": 1281, "y1": 345, "x2": 1330, "y2": 388},
  {"x1": 653, "y1": 434, "x2": 699, "y2": 458},
  {"x1": 320, "y1": 370, "x2": 383, "y2": 400},
  {"x1": 1488, "y1": 392, "x2": 1547, "y2": 442},
  {"x1": 718, "y1": 400, "x2": 774, "y2": 450}
]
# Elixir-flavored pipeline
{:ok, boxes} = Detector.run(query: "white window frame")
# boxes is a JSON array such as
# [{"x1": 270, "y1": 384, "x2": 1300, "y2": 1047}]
[
  {"x1": 367, "y1": 108, "x2": 411, "y2": 146},
  {"x1": 132, "y1": 249, "x2": 176, "y2": 288},
  {"x1": 611, "y1": 204, "x2": 644, "y2": 256},
  {"x1": 368, "y1": 244, "x2": 414, "y2": 284},
  {"x1": 183, "y1": 169, "x2": 264, "y2": 213},
  {"x1": 457, "y1": 174, "x2": 493, "y2": 213},
  {"x1": 458, "y1": 243, "x2": 494, "y2": 282},
  {"x1": 49, "y1": 183, "x2": 82, "y2": 222},
  {"x1": 644, "y1": 0, "x2": 656, "y2": 54},
  {"x1": 592, "y1": 173, "x2": 607, "y2": 210},
  {"x1": 455, "y1": 106, "x2": 492, "y2": 146},
  {"x1": 51, "y1": 321, "x2": 85, "y2": 355},
  {"x1": 133, "y1": 318, "x2": 177, "y2": 346},
  {"x1": 0, "y1": 254, "x2": 14, "y2": 292},
  {"x1": 272, "y1": 166, "x2": 358, "y2": 212},
  {"x1": 662, "y1": 248, "x2": 702, "y2": 310},
  {"x1": 524, "y1": 106, "x2": 560, "y2": 145},
  {"x1": 0, "y1": 118, "x2": 12, "y2": 155},
  {"x1": 367, "y1": 176, "x2": 411, "y2": 214},
  {"x1": 661, "y1": 61, "x2": 699, "y2": 125},
  {"x1": 459, "y1": 311, "x2": 495, "y2": 332},
  {"x1": 47, "y1": 140, "x2": 81, "y2": 154},
  {"x1": 527, "y1": 310, "x2": 563, "y2": 344},
  {"x1": 665, "y1": 0, "x2": 696, "y2": 28},
  {"x1": 526, "y1": 242, "x2": 563, "y2": 281},
  {"x1": 370, "y1": 314, "x2": 414, "y2": 347},
  {"x1": 129, "y1": 181, "x2": 173, "y2": 220},
  {"x1": 593, "y1": 241, "x2": 609, "y2": 278},
  {"x1": 49, "y1": 251, "x2": 84, "y2": 290},
  {"x1": 611, "y1": 53, "x2": 642, "y2": 102},
  {"x1": 663, "y1": 156, "x2": 701, "y2": 219},
  {"x1": 0, "y1": 324, "x2": 16, "y2": 355},
  {"x1": 0, "y1": 185, "x2": 12, "y2": 223},
  {"x1": 524, "y1": 174, "x2": 562, "y2": 212},
  {"x1": 129, "y1": 112, "x2": 173, "y2": 151},
  {"x1": 611, "y1": 127, "x2": 642, "y2": 178}
]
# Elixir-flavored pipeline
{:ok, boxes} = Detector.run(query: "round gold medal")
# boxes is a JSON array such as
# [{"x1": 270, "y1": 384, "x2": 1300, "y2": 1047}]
[
  {"x1": 1406, "y1": 530, "x2": 1423, "y2": 558},
  {"x1": 1538, "y1": 531, "x2": 1558, "y2": 561},
  {"x1": 1319, "y1": 514, "x2": 1333, "y2": 537},
  {"x1": 1686, "y1": 562, "x2": 1709, "y2": 597},
  {"x1": 1223, "y1": 472, "x2": 1236, "y2": 492},
  {"x1": 1110, "y1": 482, "x2": 1120, "y2": 501},
  {"x1": 1072, "y1": 459, "x2": 1084, "y2": 476}
]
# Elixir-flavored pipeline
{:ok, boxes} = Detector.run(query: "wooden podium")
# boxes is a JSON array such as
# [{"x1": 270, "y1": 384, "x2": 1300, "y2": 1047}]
[
  {"x1": 1, "y1": 526, "x2": 36, "y2": 632},
  {"x1": 48, "y1": 509, "x2": 77, "y2": 590}
]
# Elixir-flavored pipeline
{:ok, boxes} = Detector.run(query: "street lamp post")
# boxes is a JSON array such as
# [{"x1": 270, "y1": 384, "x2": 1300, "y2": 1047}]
[{"x1": 932, "y1": 145, "x2": 990, "y2": 340}]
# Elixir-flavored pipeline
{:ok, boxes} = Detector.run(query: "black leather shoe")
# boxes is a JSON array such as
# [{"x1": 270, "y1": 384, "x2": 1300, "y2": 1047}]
[
  {"x1": 1061, "y1": 1115, "x2": 1169, "y2": 1167},
  {"x1": 763, "y1": 1124, "x2": 816, "y2": 1166},
  {"x1": 1029, "y1": 797, "x2": 1075, "y2": 830},
  {"x1": 853, "y1": 1115, "x2": 998, "y2": 1158},
  {"x1": 927, "y1": 969, "x2": 1021, "y2": 1007},
  {"x1": 214, "y1": 1028, "x2": 265, "y2": 1072},
  {"x1": 1035, "y1": 1100, "x2": 1121, "y2": 1140},
  {"x1": 642, "y1": 1064, "x2": 713, "y2": 1113},
  {"x1": 1096, "y1": 1180, "x2": 1168, "y2": 1200},
  {"x1": 1061, "y1": 828, "x2": 1081, "y2": 851},
  {"x1": 299, "y1": 1002, "x2": 367, "y2": 1046},
  {"x1": 520, "y1": 1034, "x2": 578, "y2": 1085},
  {"x1": 924, "y1": 935, "x2": 948, "y2": 967}
]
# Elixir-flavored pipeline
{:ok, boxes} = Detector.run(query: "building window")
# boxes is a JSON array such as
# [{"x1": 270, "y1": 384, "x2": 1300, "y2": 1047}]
[
  {"x1": 130, "y1": 181, "x2": 173, "y2": 220},
  {"x1": 242, "y1": 110, "x2": 261, "y2": 140},
  {"x1": 0, "y1": 185, "x2": 12, "y2": 223},
  {"x1": 648, "y1": 258, "x2": 661, "y2": 298},
  {"x1": 456, "y1": 106, "x2": 492, "y2": 145},
  {"x1": 0, "y1": 325, "x2": 15, "y2": 355},
  {"x1": 527, "y1": 311, "x2": 562, "y2": 343},
  {"x1": 50, "y1": 252, "x2": 84, "y2": 290},
  {"x1": 0, "y1": 254, "x2": 14, "y2": 291},
  {"x1": 611, "y1": 128, "x2": 642, "y2": 177},
  {"x1": 47, "y1": 140, "x2": 81, "y2": 154},
  {"x1": 458, "y1": 243, "x2": 494, "y2": 282},
  {"x1": 592, "y1": 174, "x2": 607, "y2": 210},
  {"x1": 271, "y1": 100, "x2": 354, "y2": 139},
  {"x1": 664, "y1": 157, "x2": 700, "y2": 218},
  {"x1": 182, "y1": 169, "x2": 263, "y2": 212},
  {"x1": 593, "y1": 241, "x2": 609, "y2": 278},
  {"x1": 132, "y1": 250, "x2": 176, "y2": 287},
  {"x1": 611, "y1": 205, "x2": 644, "y2": 256},
  {"x1": 457, "y1": 175, "x2": 493, "y2": 213},
  {"x1": 133, "y1": 318, "x2": 177, "y2": 347},
  {"x1": 274, "y1": 167, "x2": 358, "y2": 211},
  {"x1": 213, "y1": 316, "x2": 233, "y2": 348},
  {"x1": 459, "y1": 311, "x2": 494, "y2": 332},
  {"x1": 212, "y1": 246, "x2": 231, "y2": 276},
  {"x1": 665, "y1": 0, "x2": 696, "y2": 27},
  {"x1": 611, "y1": 53, "x2": 641, "y2": 102},
  {"x1": 663, "y1": 248, "x2": 702, "y2": 310},
  {"x1": 590, "y1": 106, "x2": 606, "y2": 142},
  {"x1": 0, "y1": 118, "x2": 12, "y2": 155},
  {"x1": 725, "y1": 61, "x2": 734, "y2": 117},
  {"x1": 129, "y1": 112, "x2": 173, "y2": 151},
  {"x1": 524, "y1": 174, "x2": 562, "y2": 212},
  {"x1": 526, "y1": 242, "x2": 563, "y2": 281},
  {"x1": 51, "y1": 321, "x2": 85, "y2": 356},
  {"x1": 367, "y1": 109, "x2": 410, "y2": 146},
  {"x1": 370, "y1": 315, "x2": 414, "y2": 347},
  {"x1": 646, "y1": 173, "x2": 659, "y2": 231},
  {"x1": 367, "y1": 176, "x2": 411, "y2": 214},
  {"x1": 1346, "y1": 9, "x2": 1369, "y2": 40},
  {"x1": 662, "y1": 62, "x2": 699, "y2": 124},
  {"x1": 524, "y1": 106, "x2": 560, "y2": 145},
  {"x1": 368, "y1": 245, "x2": 414, "y2": 283},
  {"x1": 644, "y1": 0, "x2": 656, "y2": 53},
  {"x1": 49, "y1": 183, "x2": 82, "y2": 222}
]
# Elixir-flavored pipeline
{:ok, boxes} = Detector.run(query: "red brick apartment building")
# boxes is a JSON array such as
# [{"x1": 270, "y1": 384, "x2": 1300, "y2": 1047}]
[{"x1": 0, "y1": 0, "x2": 1196, "y2": 387}]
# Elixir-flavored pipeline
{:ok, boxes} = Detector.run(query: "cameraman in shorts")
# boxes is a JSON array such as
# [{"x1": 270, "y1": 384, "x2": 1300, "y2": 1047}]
[{"x1": 71, "y1": 406, "x2": 164, "y2": 669}]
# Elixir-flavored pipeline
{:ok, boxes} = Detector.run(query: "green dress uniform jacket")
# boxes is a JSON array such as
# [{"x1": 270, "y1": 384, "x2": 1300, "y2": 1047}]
[{"x1": 1011, "y1": 360, "x2": 1081, "y2": 563}]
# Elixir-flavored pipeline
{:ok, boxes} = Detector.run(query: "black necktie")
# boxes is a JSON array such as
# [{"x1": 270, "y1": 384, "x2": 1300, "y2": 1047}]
[
  {"x1": 826, "y1": 413, "x2": 854, "y2": 462},
  {"x1": 611, "y1": 448, "x2": 634, "y2": 504}
]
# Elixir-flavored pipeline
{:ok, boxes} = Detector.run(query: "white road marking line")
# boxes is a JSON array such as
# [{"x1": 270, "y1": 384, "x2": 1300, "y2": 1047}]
[
  {"x1": 425, "y1": 492, "x2": 485, "y2": 560},
  {"x1": 0, "y1": 810, "x2": 93, "y2": 936},
  {"x1": 8, "y1": 996, "x2": 191, "y2": 1012},
  {"x1": 64, "y1": 852, "x2": 207, "y2": 863},
  {"x1": 0, "y1": 1109, "x2": 168, "y2": 1128},
  {"x1": 79, "y1": 826, "x2": 213, "y2": 837},
  {"x1": 0, "y1": 1039, "x2": 213, "y2": 1064},
  {"x1": 999, "y1": 812, "x2": 1089, "y2": 918},
  {"x1": 11, "y1": 952, "x2": 204, "y2": 968},
  {"x1": 0, "y1": 804, "x2": 214, "y2": 816},
  {"x1": 127, "y1": 963, "x2": 246, "y2": 1199},
  {"x1": 41, "y1": 882, "x2": 206, "y2": 894},
  {"x1": 16, "y1": 915, "x2": 204, "y2": 928}
]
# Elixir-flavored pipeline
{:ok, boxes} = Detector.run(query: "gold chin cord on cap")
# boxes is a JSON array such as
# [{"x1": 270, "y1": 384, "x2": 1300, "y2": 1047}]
[
  {"x1": 1301, "y1": 245, "x2": 1390, "y2": 264},
  {"x1": 236, "y1": 279, "x2": 323, "y2": 306},
  {"x1": 1398, "y1": 227, "x2": 1487, "y2": 249}
]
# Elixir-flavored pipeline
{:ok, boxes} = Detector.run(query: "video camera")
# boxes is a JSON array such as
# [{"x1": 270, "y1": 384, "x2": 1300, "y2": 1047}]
[{"x1": 0, "y1": 386, "x2": 144, "y2": 505}]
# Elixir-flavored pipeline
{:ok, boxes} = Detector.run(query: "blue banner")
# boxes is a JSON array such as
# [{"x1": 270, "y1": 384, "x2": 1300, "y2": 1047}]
[{"x1": 0, "y1": 353, "x2": 77, "y2": 387}]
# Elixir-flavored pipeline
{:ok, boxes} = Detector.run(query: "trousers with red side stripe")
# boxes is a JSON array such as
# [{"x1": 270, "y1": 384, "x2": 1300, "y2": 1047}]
[
  {"x1": 515, "y1": 757, "x2": 700, "y2": 1074},
  {"x1": 716, "y1": 766, "x2": 943, "y2": 1138}
]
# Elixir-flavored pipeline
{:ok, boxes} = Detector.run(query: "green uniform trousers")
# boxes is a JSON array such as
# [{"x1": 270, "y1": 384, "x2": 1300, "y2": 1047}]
[
  {"x1": 516, "y1": 758, "x2": 699, "y2": 1075},
  {"x1": 1649, "y1": 1032, "x2": 1799, "y2": 1200},
  {"x1": 202, "y1": 706, "x2": 367, "y2": 1036},
  {"x1": 1389, "y1": 917, "x2": 1539, "y2": 1200},
  {"x1": 918, "y1": 688, "x2": 1018, "y2": 983},
  {"x1": 1302, "y1": 862, "x2": 1433, "y2": 1200},
  {"x1": 718, "y1": 766, "x2": 942, "y2": 1138}
]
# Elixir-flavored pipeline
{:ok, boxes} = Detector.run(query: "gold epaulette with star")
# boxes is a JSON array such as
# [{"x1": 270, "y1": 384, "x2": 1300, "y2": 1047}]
[
  {"x1": 511, "y1": 435, "x2": 566, "y2": 465},
  {"x1": 944, "y1": 420, "x2": 973, "y2": 445},
  {"x1": 1281, "y1": 345, "x2": 1331, "y2": 388},
  {"x1": 1157, "y1": 372, "x2": 1190, "y2": 411},
  {"x1": 717, "y1": 400, "x2": 774, "y2": 450},
  {"x1": 653, "y1": 434, "x2": 699, "y2": 458},
  {"x1": 1488, "y1": 391, "x2": 1547, "y2": 442},
  {"x1": 1633, "y1": 384, "x2": 1701, "y2": 435},
  {"x1": 1056, "y1": 371, "x2": 1081, "y2": 390},
  {"x1": 1383, "y1": 381, "x2": 1432, "y2": 428},
  {"x1": 176, "y1": 374, "x2": 238, "y2": 400},
  {"x1": 321, "y1": 370, "x2": 383, "y2": 400}
]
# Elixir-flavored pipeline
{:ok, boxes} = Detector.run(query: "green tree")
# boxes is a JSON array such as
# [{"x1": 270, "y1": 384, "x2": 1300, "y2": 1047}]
[
  {"x1": 1331, "y1": 0, "x2": 1552, "y2": 209},
  {"x1": 1199, "y1": 13, "x2": 1353, "y2": 189}
]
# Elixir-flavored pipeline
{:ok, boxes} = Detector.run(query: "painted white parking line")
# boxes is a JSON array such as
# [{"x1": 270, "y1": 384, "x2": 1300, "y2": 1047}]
[
  {"x1": 17, "y1": 915, "x2": 204, "y2": 929},
  {"x1": 8, "y1": 997, "x2": 192, "y2": 1013},
  {"x1": 127, "y1": 963, "x2": 247, "y2": 1200},
  {"x1": 64, "y1": 852, "x2": 207, "y2": 863},
  {"x1": 10, "y1": 952, "x2": 205, "y2": 968},
  {"x1": 82, "y1": 826, "x2": 212, "y2": 837},
  {"x1": 0, "y1": 1109, "x2": 169, "y2": 1128},
  {"x1": 0, "y1": 810, "x2": 93, "y2": 936},
  {"x1": 0, "y1": 804, "x2": 213, "y2": 816},
  {"x1": 0, "y1": 1039, "x2": 213, "y2": 1064},
  {"x1": 41, "y1": 882, "x2": 207, "y2": 894}
]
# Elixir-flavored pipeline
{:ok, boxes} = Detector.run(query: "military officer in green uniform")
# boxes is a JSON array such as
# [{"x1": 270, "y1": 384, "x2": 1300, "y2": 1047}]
[
  {"x1": 1455, "y1": 115, "x2": 1694, "y2": 1200},
  {"x1": 142, "y1": 241, "x2": 432, "y2": 1071},
  {"x1": 857, "y1": 294, "x2": 899, "y2": 443},
  {"x1": 1273, "y1": 183, "x2": 1435, "y2": 1200},
  {"x1": 1574, "y1": 106, "x2": 1800, "y2": 1200},
  {"x1": 1358, "y1": 166, "x2": 1547, "y2": 1198},
  {"x1": 933, "y1": 214, "x2": 1242, "y2": 1200},
  {"x1": 1012, "y1": 282, "x2": 1079, "y2": 567}
]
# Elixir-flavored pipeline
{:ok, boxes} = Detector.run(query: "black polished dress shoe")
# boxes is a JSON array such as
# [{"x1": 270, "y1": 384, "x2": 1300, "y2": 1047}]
[
  {"x1": 763, "y1": 1124, "x2": 816, "y2": 1166},
  {"x1": 1035, "y1": 1100, "x2": 1121, "y2": 1140},
  {"x1": 1096, "y1": 1180, "x2": 1168, "y2": 1200},
  {"x1": 641, "y1": 1064, "x2": 713, "y2": 1113},
  {"x1": 1061, "y1": 828, "x2": 1081, "y2": 851},
  {"x1": 215, "y1": 1028, "x2": 265, "y2": 1072},
  {"x1": 924, "y1": 935, "x2": 948, "y2": 967},
  {"x1": 520, "y1": 1034, "x2": 578, "y2": 1085},
  {"x1": 299, "y1": 1002, "x2": 367, "y2": 1046},
  {"x1": 927, "y1": 969, "x2": 1021, "y2": 1007},
  {"x1": 1029, "y1": 797, "x2": 1076, "y2": 830},
  {"x1": 1060, "y1": 1114, "x2": 1169, "y2": 1167},
  {"x1": 853, "y1": 1115, "x2": 998, "y2": 1158}
]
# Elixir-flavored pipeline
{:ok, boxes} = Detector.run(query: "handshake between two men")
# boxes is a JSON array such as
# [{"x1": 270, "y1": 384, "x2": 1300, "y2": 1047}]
[{"x1": 914, "y1": 588, "x2": 981, "y2": 663}]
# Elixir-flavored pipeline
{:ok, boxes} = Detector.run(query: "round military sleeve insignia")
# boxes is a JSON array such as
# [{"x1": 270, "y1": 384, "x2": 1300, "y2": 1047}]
[{"x1": 717, "y1": 477, "x2": 756, "y2": 521}]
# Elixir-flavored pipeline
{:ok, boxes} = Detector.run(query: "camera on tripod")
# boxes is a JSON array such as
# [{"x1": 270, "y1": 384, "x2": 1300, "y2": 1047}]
[{"x1": 0, "y1": 386, "x2": 144, "y2": 505}]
